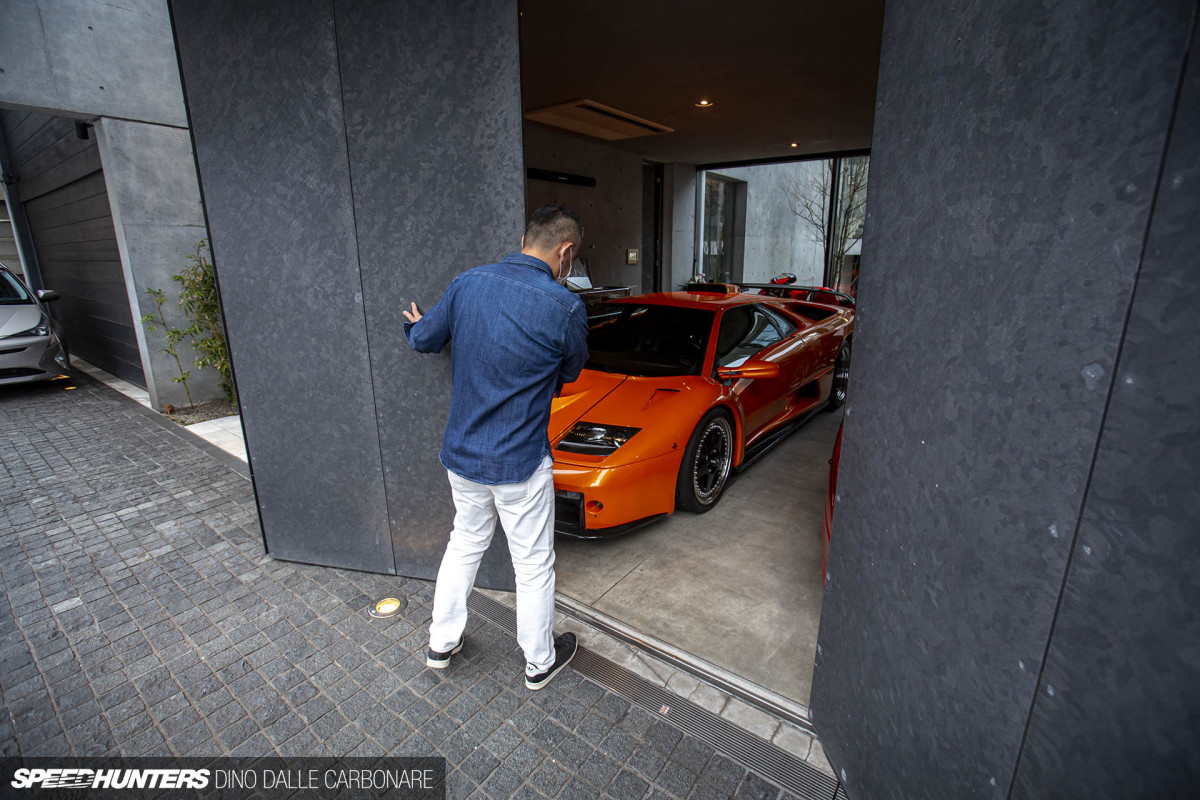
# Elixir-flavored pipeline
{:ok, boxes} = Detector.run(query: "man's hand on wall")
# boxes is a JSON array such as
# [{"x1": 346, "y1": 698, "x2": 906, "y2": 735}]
[{"x1": 403, "y1": 302, "x2": 423, "y2": 323}]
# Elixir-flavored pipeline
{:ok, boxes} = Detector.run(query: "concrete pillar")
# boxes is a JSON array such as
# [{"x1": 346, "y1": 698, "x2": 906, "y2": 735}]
[
  {"x1": 665, "y1": 163, "x2": 697, "y2": 289},
  {"x1": 811, "y1": 1, "x2": 1199, "y2": 798},
  {"x1": 171, "y1": 0, "x2": 525, "y2": 584},
  {"x1": 94, "y1": 117, "x2": 218, "y2": 410}
]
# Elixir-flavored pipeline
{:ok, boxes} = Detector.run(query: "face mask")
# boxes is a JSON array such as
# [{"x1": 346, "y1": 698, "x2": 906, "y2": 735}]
[{"x1": 556, "y1": 248, "x2": 573, "y2": 286}]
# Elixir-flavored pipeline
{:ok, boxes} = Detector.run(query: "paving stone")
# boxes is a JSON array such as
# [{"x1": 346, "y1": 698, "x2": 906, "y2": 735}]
[
  {"x1": 460, "y1": 747, "x2": 502, "y2": 784},
  {"x1": 656, "y1": 759, "x2": 701, "y2": 798},
  {"x1": 686, "y1": 683, "x2": 729, "y2": 716},
  {"x1": 507, "y1": 740, "x2": 546, "y2": 775},
  {"x1": 0, "y1": 377, "x2": 797, "y2": 798},
  {"x1": 577, "y1": 751, "x2": 621, "y2": 791},
  {"x1": 720, "y1": 698, "x2": 781, "y2": 742},
  {"x1": 646, "y1": 720, "x2": 685, "y2": 754},
  {"x1": 672, "y1": 735, "x2": 716, "y2": 774},
  {"x1": 734, "y1": 771, "x2": 782, "y2": 800},
  {"x1": 807, "y1": 738, "x2": 835, "y2": 777},
  {"x1": 528, "y1": 761, "x2": 571, "y2": 796},
  {"x1": 553, "y1": 733, "x2": 594, "y2": 771},
  {"x1": 511, "y1": 704, "x2": 549, "y2": 734},
  {"x1": 483, "y1": 722, "x2": 523, "y2": 758},
  {"x1": 611, "y1": 769, "x2": 651, "y2": 800},
  {"x1": 560, "y1": 777, "x2": 602, "y2": 800},
  {"x1": 483, "y1": 764, "x2": 523, "y2": 800},
  {"x1": 771, "y1": 723, "x2": 814, "y2": 760}
]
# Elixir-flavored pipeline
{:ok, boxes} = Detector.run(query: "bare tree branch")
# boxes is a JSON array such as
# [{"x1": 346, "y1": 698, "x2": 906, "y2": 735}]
[{"x1": 783, "y1": 157, "x2": 869, "y2": 273}]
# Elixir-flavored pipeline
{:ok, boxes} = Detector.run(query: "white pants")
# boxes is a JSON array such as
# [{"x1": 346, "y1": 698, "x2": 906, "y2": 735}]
[{"x1": 429, "y1": 456, "x2": 556, "y2": 674}]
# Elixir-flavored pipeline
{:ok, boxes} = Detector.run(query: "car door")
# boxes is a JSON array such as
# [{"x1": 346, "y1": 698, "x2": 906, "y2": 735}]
[{"x1": 714, "y1": 304, "x2": 797, "y2": 438}]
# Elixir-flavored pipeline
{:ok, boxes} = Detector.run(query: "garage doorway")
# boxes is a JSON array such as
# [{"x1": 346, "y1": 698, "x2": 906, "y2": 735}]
[
  {"x1": 518, "y1": 0, "x2": 883, "y2": 709},
  {"x1": 0, "y1": 108, "x2": 145, "y2": 387}
]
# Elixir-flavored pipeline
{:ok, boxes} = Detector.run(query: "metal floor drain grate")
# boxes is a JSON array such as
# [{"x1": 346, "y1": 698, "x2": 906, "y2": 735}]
[{"x1": 467, "y1": 592, "x2": 841, "y2": 800}]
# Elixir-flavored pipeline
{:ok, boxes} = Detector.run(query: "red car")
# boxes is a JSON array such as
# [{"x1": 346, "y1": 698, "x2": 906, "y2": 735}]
[
  {"x1": 550, "y1": 283, "x2": 853, "y2": 537},
  {"x1": 824, "y1": 421, "x2": 844, "y2": 582}
]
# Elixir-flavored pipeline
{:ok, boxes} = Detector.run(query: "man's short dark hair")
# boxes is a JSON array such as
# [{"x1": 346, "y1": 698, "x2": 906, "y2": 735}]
[{"x1": 524, "y1": 204, "x2": 584, "y2": 251}]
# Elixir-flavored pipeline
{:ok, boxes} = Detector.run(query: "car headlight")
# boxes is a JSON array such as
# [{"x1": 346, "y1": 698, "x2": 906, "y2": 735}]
[
  {"x1": 6, "y1": 318, "x2": 51, "y2": 339},
  {"x1": 557, "y1": 423, "x2": 641, "y2": 455}
]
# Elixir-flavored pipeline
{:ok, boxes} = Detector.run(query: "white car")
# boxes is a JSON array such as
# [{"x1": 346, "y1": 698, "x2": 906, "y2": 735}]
[{"x1": 0, "y1": 264, "x2": 70, "y2": 385}]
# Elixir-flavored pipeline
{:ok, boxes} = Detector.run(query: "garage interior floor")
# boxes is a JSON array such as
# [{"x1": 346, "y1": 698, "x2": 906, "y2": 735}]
[{"x1": 554, "y1": 409, "x2": 844, "y2": 708}]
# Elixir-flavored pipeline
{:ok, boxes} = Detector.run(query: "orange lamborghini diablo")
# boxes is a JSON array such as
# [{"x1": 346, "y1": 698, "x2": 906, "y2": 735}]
[{"x1": 550, "y1": 284, "x2": 854, "y2": 537}]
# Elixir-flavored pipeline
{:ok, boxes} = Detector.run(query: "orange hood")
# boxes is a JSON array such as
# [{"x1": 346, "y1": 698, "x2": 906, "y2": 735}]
[
  {"x1": 550, "y1": 369, "x2": 722, "y2": 467},
  {"x1": 550, "y1": 371, "x2": 627, "y2": 441}
]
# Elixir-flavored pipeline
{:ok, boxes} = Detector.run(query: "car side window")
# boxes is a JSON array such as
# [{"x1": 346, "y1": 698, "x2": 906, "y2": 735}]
[
  {"x1": 715, "y1": 306, "x2": 785, "y2": 368},
  {"x1": 1, "y1": 268, "x2": 33, "y2": 305},
  {"x1": 760, "y1": 305, "x2": 798, "y2": 337}
]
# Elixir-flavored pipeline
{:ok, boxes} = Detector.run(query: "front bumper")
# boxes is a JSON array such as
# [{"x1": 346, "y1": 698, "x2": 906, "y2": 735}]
[
  {"x1": 0, "y1": 335, "x2": 70, "y2": 386},
  {"x1": 552, "y1": 449, "x2": 684, "y2": 538}
]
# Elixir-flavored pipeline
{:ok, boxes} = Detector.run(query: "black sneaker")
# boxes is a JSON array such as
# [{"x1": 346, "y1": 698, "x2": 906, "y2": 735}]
[
  {"x1": 525, "y1": 632, "x2": 578, "y2": 690},
  {"x1": 426, "y1": 638, "x2": 463, "y2": 669}
]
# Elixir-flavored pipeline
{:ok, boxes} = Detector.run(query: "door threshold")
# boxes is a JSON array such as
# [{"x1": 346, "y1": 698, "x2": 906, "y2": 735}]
[
  {"x1": 468, "y1": 591, "x2": 838, "y2": 799},
  {"x1": 554, "y1": 593, "x2": 817, "y2": 735}
]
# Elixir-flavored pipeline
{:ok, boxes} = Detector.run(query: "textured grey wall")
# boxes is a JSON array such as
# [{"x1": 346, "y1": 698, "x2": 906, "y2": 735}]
[
  {"x1": 1010, "y1": 14, "x2": 1200, "y2": 799},
  {"x1": 667, "y1": 164, "x2": 697, "y2": 289},
  {"x1": 333, "y1": 0, "x2": 523, "y2": 588},
  {"x1": 172, "y1": 0, "x2": 394, "y2": 572},
  {"x1": 524, "y1": 125, "x2": 643, "y2": 292},
  {"x1": 0, "y1": 0, "x2": 186, "y2": 127},
  {"x1": 94, "y1": 117, "x2": 221, "y2": 410},
  {"x1": 173, "y1": 0, "x2": 524, "y2": 586},
  {"x1": 811, "y1": 1, "x2": 1196, "y2": 798}
]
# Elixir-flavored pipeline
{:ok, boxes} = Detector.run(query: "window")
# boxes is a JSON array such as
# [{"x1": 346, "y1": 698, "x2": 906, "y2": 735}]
[
  {"x1": 586, "y1": 302, "x2": 715, "y2": 377},
  {"x1": 759, "y1": 305, "x2": 797, "y2": 337},
  {"x1": 715, "y1": 306, "x2": 787, "y2": 368},
  {"x1": 701, "y1": 174, "x2": 745, "y2": 283},
  {"x1": 0, "y1": 268, "x2": 33, "y2": 305},
  {"x1": 696, "y1": 155, "x2": 869, "y2": 297}
]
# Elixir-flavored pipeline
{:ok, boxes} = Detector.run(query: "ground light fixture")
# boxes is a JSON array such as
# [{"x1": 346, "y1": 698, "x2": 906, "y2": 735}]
[
  {"x1": 694, "y1": 99, "x2": 714, "y2": 108},
  {"x1": 369, "y1": 597, "x2": 406, "y2": 618}
]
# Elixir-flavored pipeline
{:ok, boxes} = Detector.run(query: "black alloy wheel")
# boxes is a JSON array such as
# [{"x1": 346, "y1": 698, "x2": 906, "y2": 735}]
[
  {"x1": 827, "y1": 343, "x2": 851, "y2": 410},
  {"x1": 676, "y1": 410, "x2": 734, "y2": 513}
]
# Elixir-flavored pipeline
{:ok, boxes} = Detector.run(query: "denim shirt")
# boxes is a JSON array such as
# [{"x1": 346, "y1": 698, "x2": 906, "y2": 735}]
[{"x1": 404, "y1": 252, "x2": 589, "y2": 485}]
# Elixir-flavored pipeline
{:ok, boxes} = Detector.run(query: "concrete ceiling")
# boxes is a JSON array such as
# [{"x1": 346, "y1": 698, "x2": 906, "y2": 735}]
[{"x1": 518, "y1": 0, "x2": 885, "y2": 166}]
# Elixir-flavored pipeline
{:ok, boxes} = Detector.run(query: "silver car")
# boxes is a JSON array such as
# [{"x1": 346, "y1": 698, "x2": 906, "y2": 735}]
[{"x1": 0, "y1": 264, "x2": 70, "y2": 385}]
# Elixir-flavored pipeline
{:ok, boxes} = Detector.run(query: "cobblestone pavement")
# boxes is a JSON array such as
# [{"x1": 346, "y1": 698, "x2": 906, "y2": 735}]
[{"x1": 0, "y1": 375, "x2": 810, "y2": 799}]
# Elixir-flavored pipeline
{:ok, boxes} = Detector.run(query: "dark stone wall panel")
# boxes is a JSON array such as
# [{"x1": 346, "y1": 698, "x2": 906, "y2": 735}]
[
  {"x1": 334, "y1": 0, "x2": 524, "y2": 587},
  {"x1": 171, "y1": 0, "x2": 394, "y2": 572},
  {"x1": 810, "y1": 1, "x2": 1193, "y2": 798},
  {"x1": 1011, "y1": 16, "x2": 1200, "y2": 800}
]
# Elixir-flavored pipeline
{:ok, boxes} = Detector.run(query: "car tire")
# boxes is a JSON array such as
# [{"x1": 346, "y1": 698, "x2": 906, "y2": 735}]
[
  {"x1": 676, "y1": 409, "x2": 735, "y2": 513},
  {"x1": 827, "y1": 343, "x2": 850, "y2": 411}
]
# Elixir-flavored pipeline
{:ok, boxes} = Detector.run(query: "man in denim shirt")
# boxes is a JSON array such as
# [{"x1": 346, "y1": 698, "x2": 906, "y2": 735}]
[{"x1": 402, "y1": 205, "x2": 588, "y2": 690}]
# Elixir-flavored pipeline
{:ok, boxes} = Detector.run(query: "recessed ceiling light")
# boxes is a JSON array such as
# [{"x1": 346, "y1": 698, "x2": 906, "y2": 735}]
[
  {"x1": 790, "y1": 142, "x2": 799, "y2": 148},
  {"x1": 695, "y1": 99, "x2": 714, "y2": 108}
]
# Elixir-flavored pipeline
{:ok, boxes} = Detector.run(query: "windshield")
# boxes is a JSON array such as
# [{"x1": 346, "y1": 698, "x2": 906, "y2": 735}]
[
  {"x1": 0, "y1": 269, "x2": 34, "y2": 305},
  {"x1": 585, "y1": 302, "x2": 715, "y2": 377}
]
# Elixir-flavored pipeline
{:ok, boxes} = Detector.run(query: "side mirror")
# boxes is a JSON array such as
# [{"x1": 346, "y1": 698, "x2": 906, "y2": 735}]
[
  {"x1": 717, "y1": 361, "x2": 781, "y2": 381},
  {"x1": 37, "y1": 289, "x2": 60, "y2": 302}
]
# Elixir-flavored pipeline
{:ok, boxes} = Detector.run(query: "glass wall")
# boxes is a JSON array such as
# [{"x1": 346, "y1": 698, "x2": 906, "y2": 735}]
[
  {"x1": 701, "y1": 173, "x2": 738, "y2": 282},
  {"x1": 699, "y1": 154, "x2": 869, "y2": 296},
  {"x1": 827, "y1": 155, "x2": 869, "y2": 296}
]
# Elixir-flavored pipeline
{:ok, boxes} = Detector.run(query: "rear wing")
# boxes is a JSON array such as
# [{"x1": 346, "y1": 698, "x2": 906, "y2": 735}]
[{"x1": 736, "y1": 283, "x2": 856, "y2": 308}]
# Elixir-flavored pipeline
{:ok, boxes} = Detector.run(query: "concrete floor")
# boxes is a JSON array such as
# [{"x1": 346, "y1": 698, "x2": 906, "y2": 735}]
[{"x1": 554, "y1": 409, "x2": 843, "y2": 707}]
